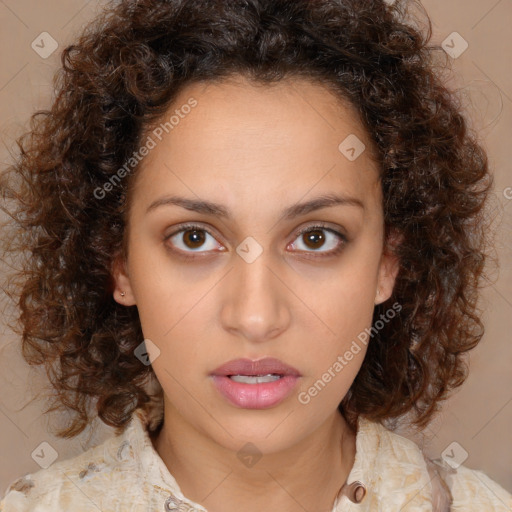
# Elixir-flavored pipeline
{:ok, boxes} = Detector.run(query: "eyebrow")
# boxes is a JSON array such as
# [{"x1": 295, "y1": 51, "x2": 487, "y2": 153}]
[{"x1": 145, "y1": 193, "x2": 364, "y2": 221}]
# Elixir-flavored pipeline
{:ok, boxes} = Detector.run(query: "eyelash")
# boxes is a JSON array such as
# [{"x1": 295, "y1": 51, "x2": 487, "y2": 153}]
[{"x1": 164, "y1": 222, "x2": 347, "y2": 261}]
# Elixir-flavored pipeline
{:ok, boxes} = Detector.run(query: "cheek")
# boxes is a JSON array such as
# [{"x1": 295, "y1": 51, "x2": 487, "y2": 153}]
[
  {"x1": 304, "y1": 256, "x2": 380, "y2": 340},
  {"x1": 126, "y1": 252, "x2": 215, "y2": 375},
  {"x1": 126, "y1": 242, "x2": 203, "y2": 339},
  {"x1": 297, "y1": 350, "x2": 366, "y2": 406},
  {"x1": 297, "y1": 287, "x2": 373, "y2": 410},
  {"x1": 295, "y1": 248, "x2": 379, "y2": 389}
]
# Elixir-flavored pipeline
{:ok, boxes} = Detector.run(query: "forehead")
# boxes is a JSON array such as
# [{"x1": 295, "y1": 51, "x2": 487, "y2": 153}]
[{"x1": 131, "y1": 75, "x2": 381, "y2": 218}]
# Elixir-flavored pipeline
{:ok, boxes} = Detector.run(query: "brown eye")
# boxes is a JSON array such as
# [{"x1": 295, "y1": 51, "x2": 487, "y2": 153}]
[
  {"x1": 164, "y1": 222, "x2": 346, "y2": 260},
  {"x1": 291, "y1": 225, "x2": 346, "y2": 256},
  {"x1": 301, "y1": 229, "x2": 326, "y2": 250},
  {"x1": 181, "y1": 229, "x2": 207, "y2": 249},
  {"x1": 166, "y1": 224, "x2": 220, "y2": 255}
]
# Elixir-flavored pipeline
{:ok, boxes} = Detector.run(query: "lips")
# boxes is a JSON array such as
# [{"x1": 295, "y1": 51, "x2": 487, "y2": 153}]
[
  {"x1": 210, "y1": 357, "x2": 301, "y2": 378},
  {"x1": 209, "y1": 357, "x2": 302, "y2": 409}
]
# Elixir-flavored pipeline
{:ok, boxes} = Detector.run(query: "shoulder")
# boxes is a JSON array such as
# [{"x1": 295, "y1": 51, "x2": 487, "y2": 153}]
[
  {"x1": 0, "y1": 409, "x2": 150, "y2": 512},
  {"x1": 349, "y1": 417, "x2": 512, "y2": 511},
  {"x1": 446, "y1": 463, "x2": 512, "y2": 510}
]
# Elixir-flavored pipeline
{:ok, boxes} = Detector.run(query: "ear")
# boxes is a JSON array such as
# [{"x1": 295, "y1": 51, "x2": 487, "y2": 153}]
[
  {"x1": 111, "y1": 253, "x2": 137, "y2": 306},
  {"x1": 375, "y1": 228, "x2": 401, "y2": 306}
]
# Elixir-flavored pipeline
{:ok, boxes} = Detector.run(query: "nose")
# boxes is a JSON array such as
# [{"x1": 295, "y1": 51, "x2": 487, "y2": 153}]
[{"x1": 219, "y1": 249, "x2": 291, "y2": 344}]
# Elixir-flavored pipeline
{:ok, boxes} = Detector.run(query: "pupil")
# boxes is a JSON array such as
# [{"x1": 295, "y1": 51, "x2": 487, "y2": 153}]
[
  {"x1": 185, "y1": 229, "x2": 205, "y2": 248},
  {"x1": 305, "y1": 230, "x2": 324, "y2": 249}
]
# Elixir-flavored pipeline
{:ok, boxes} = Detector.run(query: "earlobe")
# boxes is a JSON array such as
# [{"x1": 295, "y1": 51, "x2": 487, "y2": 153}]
[
  {"x1": 111, "y1": 254, "x2": 136, "y2": 306},
  {"x1": 375, "y1": 230, "x2": 401, "y2": 305},
  {"x1": 375, "y1": 253, "x2": 399, "y2": 305}
]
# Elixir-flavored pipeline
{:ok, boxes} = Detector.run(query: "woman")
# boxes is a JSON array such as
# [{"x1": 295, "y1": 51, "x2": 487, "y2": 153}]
[{"x1": 1, "y1": 0, "x2": 510, "y2": 510}]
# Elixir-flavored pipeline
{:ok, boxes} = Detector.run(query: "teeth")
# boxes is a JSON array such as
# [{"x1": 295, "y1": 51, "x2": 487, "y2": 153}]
[{"x1": 229, "y1": 374, "x2": 282, "y2": 384}]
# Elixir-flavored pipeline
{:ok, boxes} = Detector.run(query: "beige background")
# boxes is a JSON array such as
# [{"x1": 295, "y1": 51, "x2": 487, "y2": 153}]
[{"x1": 0, "y1": 0, "x2": 511, "y2": 497}]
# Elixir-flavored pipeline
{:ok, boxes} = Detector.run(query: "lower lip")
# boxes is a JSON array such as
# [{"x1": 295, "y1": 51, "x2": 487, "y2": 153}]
[{"x1": 210, "y1": 375, "x2": 300, "y2": 409}]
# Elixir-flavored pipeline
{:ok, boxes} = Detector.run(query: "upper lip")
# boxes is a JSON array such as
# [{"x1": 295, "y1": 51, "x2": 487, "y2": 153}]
[{"x1": 210, "y1": 357, "x2": 301, "y2": 377}]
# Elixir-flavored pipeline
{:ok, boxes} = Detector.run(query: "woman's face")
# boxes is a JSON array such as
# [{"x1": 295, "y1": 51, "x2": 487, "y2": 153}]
[{"x1": 113, "y1": 76, "x2": 398, "y2": 453}]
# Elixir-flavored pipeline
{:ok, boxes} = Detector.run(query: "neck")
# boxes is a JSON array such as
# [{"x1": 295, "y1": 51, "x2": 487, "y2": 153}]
[{"x1": 153, "y1": 399, "x2": 357, "y2": 512}]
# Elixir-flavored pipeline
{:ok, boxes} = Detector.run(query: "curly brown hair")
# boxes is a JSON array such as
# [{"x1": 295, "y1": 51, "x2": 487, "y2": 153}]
[{"x1": 0, "y1": 0, "x2": 493, "y2": 438}]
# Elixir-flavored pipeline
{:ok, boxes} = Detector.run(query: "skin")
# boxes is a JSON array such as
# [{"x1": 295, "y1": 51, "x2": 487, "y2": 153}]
[{"x1": 113, "y1": 75, "x2": 399, "y2": 512}]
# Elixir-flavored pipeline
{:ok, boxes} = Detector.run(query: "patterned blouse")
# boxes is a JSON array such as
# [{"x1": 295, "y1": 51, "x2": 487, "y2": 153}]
[{"x1": 1, "y1": 406, "x2": 511, "y2": 511}]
